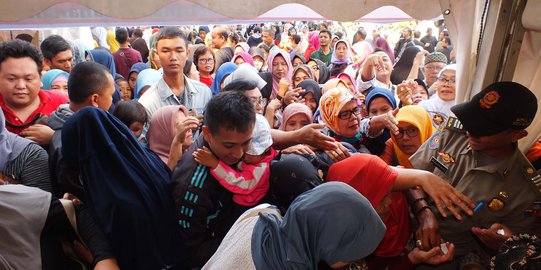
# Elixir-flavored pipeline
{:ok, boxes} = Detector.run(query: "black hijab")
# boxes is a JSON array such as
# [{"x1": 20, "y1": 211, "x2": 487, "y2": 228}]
[{"x1": 390, "y1": 46, "x2": 425, "y2": 85}]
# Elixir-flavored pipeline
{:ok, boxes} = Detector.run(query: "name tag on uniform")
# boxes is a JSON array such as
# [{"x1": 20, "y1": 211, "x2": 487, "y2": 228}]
[{"x1": 431, "y1": 156, "x2": 448, "y2": 173}]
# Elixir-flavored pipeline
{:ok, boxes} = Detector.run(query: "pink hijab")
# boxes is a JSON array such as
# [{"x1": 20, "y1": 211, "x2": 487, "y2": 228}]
[
  {"x1": 267, "y1": 49, "x2": 293, "y2": 99},
  {"x1": 231, "y1": 52, "x2": 255, "y2": 67},
  {"x1": 147, "y1": 105, "x2": 189, "y2": 164},
  {"x1": 279, "y1": 103, "x2": 313, "y2": 131}
]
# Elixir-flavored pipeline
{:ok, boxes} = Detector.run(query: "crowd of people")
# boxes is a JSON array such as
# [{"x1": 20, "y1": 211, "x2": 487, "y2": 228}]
[{"x1": 1, "y1": 21, "x2": 541, "y2": 270}]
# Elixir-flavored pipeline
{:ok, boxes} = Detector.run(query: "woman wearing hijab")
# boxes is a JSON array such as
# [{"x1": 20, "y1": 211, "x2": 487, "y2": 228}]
[
  {"x1": 202, "y1": 182, "x2": 386, "y2": 270},
  {"x1": 42, "y1": 69, "x2": 69, "y2": 97},
  {"x1": 380, "y1": 105, "x2": 435, "y2": 168},
  {"x1": 86, "y1": 49, "x2": 122, "y2": 106},
  {"x1": 127, "y1": 62, "x2": 150, "y2": 92},
  {"x1": 337, "y1": 72, "x2": 357, "y2": 94},
  {"x1": 278, "y1": 103, "x2": 313, "y2": 132},
  {"x1": 1, "y1": 110, "x2": 52, "y2": 192},
  {"x1": 329, "y1": 40, "x2": 352, "y2": 77},
  {"x1": 306, "y1": 58, "x2": 330, "y2": 84},
  {"x1": 134, "y1": 68, "x2": 162, "y2": 99},
  {"x1": 327, "y1": 155, "x2": 456, "y2": 269},
  {"x1": 417, "y1": 64, "x2": 456, "y2": 128},
  {"x1": 391, "y1": 46, "x2": 425, "y2": 85},
  {"x1": 291, "y1": 64, "x2": 314, "y2": 88},
  {"x1": 291, "y1": 53, "x2": 306, "y2": 68},
  {"x1": 375, "y1": 37, "x2": 395, "y2": 64},
  {"x1": 321, "y1": 78, "x2": 349, "y2": 94},
  {"x1": 363, "y1": 88, "x2": 398, "y2": 155},
  {"x1": 147, "y1": 105, "x2": 199, "y2": 170},
  {"x1": 61, "y1": 107, "x2": 185, "y2": 270},
  {"x1": 267, "y1": 49, "x2": 294, "y2": 100},
  {"x1": 303, "y1": 32, "x2": 320, "y2": 61},
  {"x1": 248, "y1": 47, "x2": 266, "y2": 72},
  {"x1": 231, "y1": 52, "x2": 255, "y2": 67},
  {"x1": 234, "y1": 42, "x2": 250, "y2": 54},
  {"x1": 298, "y1": 79, "x2": 322, "y2": 114},
  {"x1": 210, "y1": 62, "x2": 238, "y2": 95}
]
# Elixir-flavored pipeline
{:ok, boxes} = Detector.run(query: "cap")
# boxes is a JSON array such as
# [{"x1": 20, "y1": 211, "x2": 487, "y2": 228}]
[
  {"x1": 247, "y1": 114, "x2": 273, "y2": 155},
  {"x1": 424, "y1": 52, "x2": 448, "y2": 66},
  {"x1": 451, "y1": 81, "x2": 537, "y2": 136}
]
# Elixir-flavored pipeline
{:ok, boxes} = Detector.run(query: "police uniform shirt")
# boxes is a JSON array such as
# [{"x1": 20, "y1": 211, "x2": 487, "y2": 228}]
[{"x1": 409, "y1": 119, "x2": 541, "y2": 256}]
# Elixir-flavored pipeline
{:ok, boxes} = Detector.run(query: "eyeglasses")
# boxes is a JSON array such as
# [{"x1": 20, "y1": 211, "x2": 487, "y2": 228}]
[
  {"x1": 250, "y1": 97, "x2": 267, "y2": 106},
  {"x1": 395, "y1": 127, "x2": 419, "y2": 139},
  {"x1": 337, "y1": 106, "x2": 361, "y2": 120},
  {"x1": 438, "y1": 77, "x2": 455, "y2": 85},
  {"x1": 425, "y1": 65, "x2": 444, "y2": 71},
  {"x1": 198, "y1": 58, "x2": 214, "y2": 64}
]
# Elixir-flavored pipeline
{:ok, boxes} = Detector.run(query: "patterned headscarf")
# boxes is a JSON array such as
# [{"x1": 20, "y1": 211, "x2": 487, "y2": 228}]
[{"x1": 319, "y1": 87, "x2": 356, "y2": 133}]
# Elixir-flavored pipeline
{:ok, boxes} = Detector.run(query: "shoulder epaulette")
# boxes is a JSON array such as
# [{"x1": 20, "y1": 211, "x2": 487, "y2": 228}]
[{"x1": 444, "y1": 117, "x2": 465, "y2": 133}]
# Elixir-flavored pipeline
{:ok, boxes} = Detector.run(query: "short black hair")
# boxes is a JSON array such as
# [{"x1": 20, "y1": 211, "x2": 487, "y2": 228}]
[
  {"x1": 193, "y1": 46, "x2": 215, "y2": 73},
  {"x1": 115, "y1": 27, "x2": 129, "y2": 44},
  {"x1": 113, "y1": 100, "x2": 149, "y2": 126},
  {"x1": 40, "y1": 35, "x2": 71, "y2": 61},
  {"x1": 222, "y1": 79, "x2": 258, "y2": 93},
  {"x1": 292, "y1": 34, "x2": 301, "y2": 44},
  {"x1": 262, "y1": 28, "x2": 275, "y2": 38},
  {"x1": 253, "y1": 26, "x2": 262, "y2": 34},
  {"x1": 133, "y1": 28, "x2": 143, "y2": 38},
  {"x1": 15, "y1": 33, "x2": 33, "y2": 43},
  {"x1": 68, "y1": 61, "x2": 111, "y2": 104},
  {"x1": 444, "y1": 37, "x2": 452, "y2": 45},
  {"x1": 257, "y1": 43, "x2": 270, "y2": 53},
  {"x1": 204, "y1": 91, "x2": 255, "y2": 135},
  {"x1": 228, "y1": 32, "x2": 239, "y2": 45},
  {"x1": 0, "y1": 39, "x2": 42, "y2": 73},
  {"x1": 155, "y1": 27, "x2": 189, "y2": 49},
  {"x1": 319, "y1": 29, "x2": 332, "y2": 39}
]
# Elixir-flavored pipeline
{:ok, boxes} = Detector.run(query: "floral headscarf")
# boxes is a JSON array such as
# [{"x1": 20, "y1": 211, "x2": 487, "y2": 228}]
[{"x1": 319, "y1": 87, "x2": 356, "y2": 133}]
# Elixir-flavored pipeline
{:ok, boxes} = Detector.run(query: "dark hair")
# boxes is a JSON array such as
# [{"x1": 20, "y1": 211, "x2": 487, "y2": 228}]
[
  {"x1": 40, "y1": 35, "x2": 71, "y2": 61},
  {"x1": 222, "y1": 79, "x2": 258, "y2": 92},
  {"x1": 133, "y1": 28, "x2": 143, "y2": 38},
  {"x1": 373, "y1": 47, "x2": 391, "y2": 59},
  {"x1": 228, "y1": 32, "x2": 239, "y2": 45},
  {"x1": 113, "y1": 100, "x2": 149, "y2": 126},
  {"x1": 292, "y1": 34, "x2": 301, "y2": 45},
  {"x1": 15, "y1": 33, "x2": 33, "y2": 43},
  {"x1": 353, "y1": 28, "x2": 367, "y2": 43},
  {"x1": 68, "y1": 61, "x2": 111, "y2": 104},
  {"x1": 262, "y1": 28, "x2": 275, "y2": 38},
  {"x1": 414, "y1": 79, "x2": 430, "y2": 97},
  {"x1": 115, "y1": 77, "x2": 128, "y2": 84},
  {"x1": 257, "y1": 43, "x2": 270, "y2": 53},
  {"x1": 444, "y1": 37, "x2": 451, "y2": 45},
  {"x1": 414, "y1": 30, "x2": 421, "y2": 39},
  {"x1": 0, "y1": 39, "x2": 43, "y2": 73},
  {"x1": 193, "y1": 46, "x2": 215, "y2": 73},
  {"x1": 204, "y1": 91, "x2": 255, "y2": 135},
  {"x1": 115, "y1": 27, "x2": 129, "y2": 44},
  {"x1": 156, "y1": 27, "x2": 189, "y2": 49},
  {"x1": 253, "y1": 26, "x2": 262, "y2": 34},
  {"x1": 214, "y1": 47, "x2": 234, "y2": 72},
  {"x1": 183, "y1": 59, "x2": 194, "y2": 76},
  {"x1": 319, "y1": 29, "x2": 332, "y2": 39}
]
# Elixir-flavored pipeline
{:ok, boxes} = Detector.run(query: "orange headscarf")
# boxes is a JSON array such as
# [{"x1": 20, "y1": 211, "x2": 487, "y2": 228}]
[
  {"x1": 319, "y1": 87, "x2": 356, "y2": 134},
  {"x1": 391, "y1": 105, "x2": 435, "y2": 168}
]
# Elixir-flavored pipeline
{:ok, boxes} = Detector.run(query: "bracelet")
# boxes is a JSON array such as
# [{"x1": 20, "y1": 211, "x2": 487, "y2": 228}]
[{"x1": 416, "y1": 205, "x2": 432, "y2": 215}]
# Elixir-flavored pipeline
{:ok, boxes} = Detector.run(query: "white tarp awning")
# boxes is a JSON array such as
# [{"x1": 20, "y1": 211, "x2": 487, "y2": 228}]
[{"x1": 0, "y1": 0, "x2": 441, "y2": 29}]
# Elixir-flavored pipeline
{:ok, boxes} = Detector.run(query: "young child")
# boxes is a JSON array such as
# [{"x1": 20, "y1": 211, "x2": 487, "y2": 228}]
[
  {"x1": 112, "y1": 100, "x2": 149, "y2": 146},
  {"x1": 116, "y1": 77, "x2": 133, "y2": 101},
  {"x1": 193, "y1": 114, "x2": 278, "y2": 206}
]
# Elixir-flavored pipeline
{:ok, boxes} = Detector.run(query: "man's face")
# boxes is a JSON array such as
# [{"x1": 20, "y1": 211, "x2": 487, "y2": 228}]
[
  {"x1": 199, "y1": 30, "x2": 207, "y2": 40},
  {"x1": 262, "y1": 31, "x2": 273, "y2": 46},
  {"x1": 47, "y1": 49, "x2": 73, "y2": 73},
  {"x1": 403, "y1": 29, "x2": 411, "y2": 39},
  {"x1": 211, "y1": 31, "x2": 225, "y2": 49},
  {"x1": 203, "y1": 125, "x2": 254, "y2": 165},
  {"x1": 155, "y1": 37, "x2": 188, "y2": 75},
  {"x1": 422, "y1": 61, "x2": 446, "y2": 86},
  {"x1": 373, "y1": 52, "x2": 393, "y2": 81},
  {"x1": 0, "y1": 57, "x2": 41, "y2": 109},
  {"x1": 466, "y1": 130, "x2": 521, "y2": 154},
  {"x1": 95, "y1": 72, "x2": 116, "y2": 110},
  {"x1": 319, "y1": 32, "x2": 330, "y2": 47},
  {"x1": 244, "y1": 88, "x2": 264, "y2": 114}
]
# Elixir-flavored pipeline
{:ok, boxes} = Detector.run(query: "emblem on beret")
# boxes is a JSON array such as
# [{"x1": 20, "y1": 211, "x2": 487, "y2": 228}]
[
  {"x1": 437, "y1": 151, "x2": 455, "y2": 163},
  {"x1": 480, "y1": 90, "x2": 500, "y2": 109},
  {"x1": 488, "y1": 198, "x2": 505, "y2": 211}
]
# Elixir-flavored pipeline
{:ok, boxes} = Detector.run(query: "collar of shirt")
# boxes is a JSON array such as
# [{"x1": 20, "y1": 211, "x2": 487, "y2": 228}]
[
  {"x1": 156, "y1": 75, "x2": 200, "y2": 102},
  {"x1": 462, "y1": 144, "x2": 520, "y2": 176}
]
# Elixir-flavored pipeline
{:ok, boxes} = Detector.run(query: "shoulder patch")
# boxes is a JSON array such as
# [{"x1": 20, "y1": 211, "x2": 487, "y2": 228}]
[
  {"x1": 444, "y1": 117, "x2": 464, "y2": 133},
  {"x1": 429, "y1": 132, "x2": 441, "y2": 150}
]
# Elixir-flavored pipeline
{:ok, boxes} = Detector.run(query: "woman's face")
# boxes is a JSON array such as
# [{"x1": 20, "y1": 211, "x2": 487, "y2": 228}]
[
  {"x1": 50, "y1": 79, "x2": 69, "y2": 98},
  {"x1": 395, "y1": 122, "x2": 422, "y2": 155},
  {"x1": 253, "y1": 56, "x2": 264, "y2": 71},
  {"x1": 197, "y1": 51, "x2": 214, "y2": 75},
  {"x1": 176, "y1": 111, "x2": 194, "y2": 148},
  {"x1": 117, "y1": 80, "x2": 132, "y2": 101},
  {"x1": 307, "y1": 60, "x2": 320, "y2": 82},
  {"x1": 285, "y1": 113, "x2": 311, "y2": 132},
  {"x1": 293, "y1": 69, "x2": 309, "y2": 88},
  {"x1": 292, "y1": 57, "x2": 304, "y2": 68},
  {"x1": 128, "y1": 72, "x2": 138, "y2": 90},
  {"x1": 234, "y1": 57, "x2": 245, "y2": 66},
  {"x1": 368, "y1": 96, "x2": 393, "y2": 117},
  {"x1": 412, "y1": 85, "x2": 429, "y2": 105},
  {"x1": 272, "y1": 55, "x2": 288, "y2": 79},
  {"x1": 335, "y1": 42, "x2": 348, "y2": 61},
  {"x1": 337, "y1": 75, "x2": 354, "y2": 93},
  {"x1": 437, "y1": 70, "x2": 456, "y2": 101},
  {"x1": 336, "y1": 100, "x2": 360, "y2": 137},
  {"x1": 302, "y1": 92, "x2": 317, "y2": 113}
]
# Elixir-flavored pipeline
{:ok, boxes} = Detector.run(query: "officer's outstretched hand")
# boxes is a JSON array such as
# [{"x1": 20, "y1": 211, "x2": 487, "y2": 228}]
[
  {"x1": 472, "y1": 223, "x2": 512, "y2": 251},
  {"x1": 420, "y1": 173, "x2": 475, "y2": 220}
]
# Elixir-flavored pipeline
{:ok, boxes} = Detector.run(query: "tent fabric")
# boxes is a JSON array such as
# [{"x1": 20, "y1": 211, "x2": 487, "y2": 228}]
[{"x1": 0, "y1": 1, "x2": 441, "y2": 28}]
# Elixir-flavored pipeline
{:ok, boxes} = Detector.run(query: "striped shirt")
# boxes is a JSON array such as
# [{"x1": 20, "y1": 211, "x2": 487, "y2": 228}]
[{"x1": 3, "y1": 143, "x2": 52, "y2": 192}]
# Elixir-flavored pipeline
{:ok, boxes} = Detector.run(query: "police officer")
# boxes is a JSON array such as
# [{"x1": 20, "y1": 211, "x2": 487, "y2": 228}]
[{"x1": 409, "y1": 81, "x2": 541, "y2": 269}]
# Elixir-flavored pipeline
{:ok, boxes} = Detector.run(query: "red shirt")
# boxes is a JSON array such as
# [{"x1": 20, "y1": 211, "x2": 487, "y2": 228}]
[
  {"x1": 0, "y1": 90, "x2": 68, "y2": 135},
  {"x1": 199, "y1": 76, "x2": 213, "y2": 88}
]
